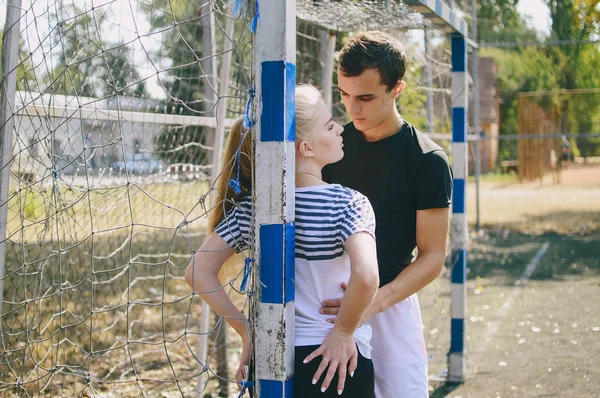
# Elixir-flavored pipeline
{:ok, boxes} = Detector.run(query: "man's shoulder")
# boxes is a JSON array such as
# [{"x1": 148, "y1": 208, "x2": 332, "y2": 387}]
[{"x1": 402, "y1": 122, "x2": 444, "y2": 155}]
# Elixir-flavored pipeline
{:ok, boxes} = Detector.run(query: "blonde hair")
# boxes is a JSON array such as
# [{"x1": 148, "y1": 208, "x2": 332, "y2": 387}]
[
  {"x1": 208, "y1": 117, "x2": 252, "y2": 283},
  {"x1": 209, "y1": 117, "x2": 253, "y2": 232},
  {"x1": 295, "y1": 84, "x2": 324, "y2": 144}
]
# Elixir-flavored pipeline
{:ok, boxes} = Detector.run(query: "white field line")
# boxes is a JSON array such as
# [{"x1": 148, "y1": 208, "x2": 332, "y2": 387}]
[{"x1": 478, "y1": 242, "x2": 550, "y2": 349}]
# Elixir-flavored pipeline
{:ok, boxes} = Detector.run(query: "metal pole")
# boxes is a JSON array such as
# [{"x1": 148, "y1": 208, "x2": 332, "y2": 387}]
[
  {"x1": 195, "y1": 4, "x2": 235, "y2": 396},
  {"x1": 474, "y1": 138, "x2": 481, "y2": 230},
  {"x1": 253, "y1": 0, "x2": 296, "y2": 396},
  {"x1": 449, "y1": 33, "x2": 468, "y2": 383},
  {"x1": 424, "y1": 30, "x2": 433, "y2": 133},
  {"x1": 0, "y1": 0, "x2": 23, "y2": 317},
  {"x1": 319, "y1": 30, "x2": 336, "y2": 110},
  {"x1": 471, "y1": 0, "x2": 481, "y2": 227}
]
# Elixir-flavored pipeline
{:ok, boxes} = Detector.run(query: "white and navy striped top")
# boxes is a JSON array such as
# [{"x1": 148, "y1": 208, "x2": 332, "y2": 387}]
[{"x1": 214, "y1": 184, "x2": 376, "y2": 356}]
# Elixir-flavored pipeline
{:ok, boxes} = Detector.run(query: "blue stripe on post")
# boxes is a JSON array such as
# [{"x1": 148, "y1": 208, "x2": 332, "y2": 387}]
[
  {"x1": 261, "y1": 61, "x2": 285, "y2": 142},
  {"x1": 452, "y1": 107, "x2": 466, "y2": 143},
  {"x1": 452, "y1": 179, "x2": 465, "y2": 214},
  {"x1": 451, "y1": 35, "x2": 466, "y2": 72},
  {"x1": 285, "y1": 222, "x2": 295, "y2": 303},
  {"x1": 435, "y1": 0, "x2": 442, "y2": 15},
  {"x1": 260, "y1": 224, "x2": 284, "y2": 304},
  {"x1": 285, "y1": 63, "x2": 296, "y2": 142},
  {"x1": 259, "y1": 377, "x2": 294, "y2": 395},
  {"x1": 451, "y1": 249, "x2": 467, "y2": 284},
  {"x1": 450, "y1": 318, "x2": 464, "y2": 353}
]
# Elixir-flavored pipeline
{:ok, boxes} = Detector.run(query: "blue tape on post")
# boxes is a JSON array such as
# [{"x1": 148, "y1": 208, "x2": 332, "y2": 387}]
[
  {"x1": 259, "y1": 378, "x2": 294, "y2": 396},
  {"x1": 286, "y1": 63, "x2": 296, "y2": 142},
  {"x1": 285, "y1": 223, "x2": 295, "y2": 303},
  {"x1": 451, "y1": 35, "x2": 466, "y2": 72},
  {"x1": 261, "y1": 61, "x2": 295, "y2": 142},
  {"x1": 452, "y1": 179, "x2": 465, "y2": 214},
  {"x1": 260, "y1": 224, "x2": 284, "y2": 304},
  {"x1": 450, "y1": 318, "x2": 464, "y2": 353},
  {"x1": 451, "y1": 249, "x2": 467, "y2": 284},
  {"x1": 261, "y1": 61, "x2": 285, "y2": 142},
  {"x1": 452, "y1": 107, "x2": 466, "y2": 143}
]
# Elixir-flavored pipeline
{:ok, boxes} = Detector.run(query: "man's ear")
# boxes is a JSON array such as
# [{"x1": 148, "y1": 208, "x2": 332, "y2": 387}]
[
  {"x1": 393, "y1": 80, "x2": 407, "y2": 99},
  {"x1": 297, "y1": 140, "x2": 314, "y2": 157}
]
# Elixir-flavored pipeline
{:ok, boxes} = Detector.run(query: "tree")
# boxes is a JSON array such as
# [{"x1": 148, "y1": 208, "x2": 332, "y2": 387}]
[
  {"x1": 142, "y1": 0, "x2": 221, "y2": 166},
  {"x1": 481, "y1": 46, "x2": 565, "y2": 160},
  {"x1": 49, "y1": 6, "x2": 143, "y2": 97},
  {"x1": 543, "y1": 0, "x2": 600, "y2": 158},
  {"x1": 0, "y1": 36, "x2": 35, "y2": 90},
  {"x1": 476, "y1": 0, "x2": 539, "y2": 44}
]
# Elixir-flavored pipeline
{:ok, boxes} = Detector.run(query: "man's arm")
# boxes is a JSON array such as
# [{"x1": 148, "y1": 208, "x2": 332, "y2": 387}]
[
  {"x1": 321, "y1": 207, "x2": 449, "y2": 322},
  {"x1": 364, "y1": 207, "x2": 449, "y2": 319}
]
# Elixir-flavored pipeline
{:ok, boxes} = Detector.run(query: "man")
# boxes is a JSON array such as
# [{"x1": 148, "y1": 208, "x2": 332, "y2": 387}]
[{"x1": 321, "y1": 31, "x2": 453, "y2": 397}]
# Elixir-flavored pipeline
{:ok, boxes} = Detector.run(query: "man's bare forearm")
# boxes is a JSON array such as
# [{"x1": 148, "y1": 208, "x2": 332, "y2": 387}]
[{"x1": 370, "y1": 250, "x2": 445, "y2": 315}]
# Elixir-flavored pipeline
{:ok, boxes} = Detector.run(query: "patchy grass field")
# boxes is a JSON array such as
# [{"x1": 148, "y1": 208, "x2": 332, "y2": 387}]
[{"x1": 424, "y1": 164, "x2": 600, "y2": 397}]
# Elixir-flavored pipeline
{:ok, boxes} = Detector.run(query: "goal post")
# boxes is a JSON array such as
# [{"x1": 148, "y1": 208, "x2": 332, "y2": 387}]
[{"x1": 253, "y1": 0, "x2": 296, "y2": 395}]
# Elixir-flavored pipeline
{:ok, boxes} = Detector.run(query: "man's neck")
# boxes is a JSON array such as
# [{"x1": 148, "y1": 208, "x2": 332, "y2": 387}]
[{"x1": 361, "y1": 113, "x2": 404, "y2": 142}]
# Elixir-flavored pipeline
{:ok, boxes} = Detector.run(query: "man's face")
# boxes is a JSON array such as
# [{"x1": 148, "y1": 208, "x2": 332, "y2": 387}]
[{"x1": 337, "y1": 68, "x2": 400, "y2": 136}]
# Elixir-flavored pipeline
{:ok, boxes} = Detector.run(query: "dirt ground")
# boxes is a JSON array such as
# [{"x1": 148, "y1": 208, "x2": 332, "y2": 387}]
[{"x1": 425, "y1": 163, "x2": 600, "y2": 398}]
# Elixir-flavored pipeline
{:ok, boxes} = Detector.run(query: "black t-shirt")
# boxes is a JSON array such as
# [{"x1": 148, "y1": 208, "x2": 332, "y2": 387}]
[{"x1": 323, "y1": 121, "x2": 453, "y2": 286}]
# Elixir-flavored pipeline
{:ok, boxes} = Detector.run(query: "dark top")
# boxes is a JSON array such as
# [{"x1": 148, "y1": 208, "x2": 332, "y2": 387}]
[{"x1": 323, "y1": 121, "x2": 453, "y2": 286}]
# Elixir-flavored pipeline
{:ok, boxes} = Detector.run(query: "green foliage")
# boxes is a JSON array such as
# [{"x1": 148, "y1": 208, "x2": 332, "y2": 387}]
[
  {"x1": 49, "y1": 6, "x2": 143, "y2": 97},
  {"x1": 480, "y1": 0, "x2": 600, "y2": 160},
  {"x1": 482, "y1": 46, "x2": 563, "y2": 139},
  {"x1": 477, "y1": 0, "x2": 540, "y2": 44},
  {"x1": 0, "y1": 36, "x2": 35, "y2": 90},
  {"x1": 398, "y1": 64, "x2": 428, "y2": 132}
]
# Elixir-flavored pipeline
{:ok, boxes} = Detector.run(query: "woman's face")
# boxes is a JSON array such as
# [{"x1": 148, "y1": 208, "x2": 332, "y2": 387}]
[{"x1": 300, "y1": 99, "x2": 344, "y2": 167}]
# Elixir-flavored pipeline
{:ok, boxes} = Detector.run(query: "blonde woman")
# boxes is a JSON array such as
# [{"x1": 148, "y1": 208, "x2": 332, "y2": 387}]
[{"x1": 185, "y1": 85, "x2": 379, "y2": 397}]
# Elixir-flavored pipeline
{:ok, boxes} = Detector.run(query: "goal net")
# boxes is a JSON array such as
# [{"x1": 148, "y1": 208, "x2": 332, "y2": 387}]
[{"x1": 1, "y1": 0, "x2": 255, "y2": 396}]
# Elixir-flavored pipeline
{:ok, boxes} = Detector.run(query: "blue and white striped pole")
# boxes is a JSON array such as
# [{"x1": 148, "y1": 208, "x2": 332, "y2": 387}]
[
  {"x1": 449, "y1": 33, "x2": 468, "y2": 382},
  {"x1": 253, "y1": 0, "x2": 296, "y2": 396}
]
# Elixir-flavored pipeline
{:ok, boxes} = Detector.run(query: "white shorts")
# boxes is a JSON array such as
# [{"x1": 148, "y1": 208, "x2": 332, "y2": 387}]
[{"x1": 369, "y1": 293, "x2": 428, "y2": 398}]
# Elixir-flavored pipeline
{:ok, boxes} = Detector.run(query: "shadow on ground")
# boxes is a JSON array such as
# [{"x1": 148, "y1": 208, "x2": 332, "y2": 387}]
[{"x1": 466, "y1": 222, "x2": 600, "y2": 285}]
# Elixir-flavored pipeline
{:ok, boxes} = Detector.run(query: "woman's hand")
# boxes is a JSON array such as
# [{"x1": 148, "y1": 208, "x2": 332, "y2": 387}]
[
  {"x1": 302, "y1": 327, "x2": 358, "y2": 395},
  {"x1": 236, "y1": 338, "x2": 251, "y2": 389}
]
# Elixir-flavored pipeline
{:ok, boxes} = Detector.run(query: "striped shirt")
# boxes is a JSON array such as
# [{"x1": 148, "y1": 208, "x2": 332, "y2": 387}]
[{"x1": 214, "y1": 184, "x2": 376, "y2": 356}]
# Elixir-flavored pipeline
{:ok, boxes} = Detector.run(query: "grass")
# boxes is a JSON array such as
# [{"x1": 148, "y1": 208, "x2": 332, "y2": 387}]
[{"x1": 1, "y1": 177, "x2": 251, "y2": 397}]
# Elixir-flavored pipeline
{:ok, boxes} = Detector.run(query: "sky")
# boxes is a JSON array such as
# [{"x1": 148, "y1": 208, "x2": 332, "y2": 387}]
[{"x1": 517, "y1": 0, "x2": 551, "y2": 35}]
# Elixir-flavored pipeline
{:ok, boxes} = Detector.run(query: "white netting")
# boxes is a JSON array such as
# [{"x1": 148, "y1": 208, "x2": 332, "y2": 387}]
[{"x1": 1, "y1": 0, "x2": 256, "y2": 396}]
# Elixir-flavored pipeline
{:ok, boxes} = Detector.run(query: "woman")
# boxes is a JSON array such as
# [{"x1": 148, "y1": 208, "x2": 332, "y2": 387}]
[{"x1": 185, "y1": 85, "x2": 379, "y2": 397}]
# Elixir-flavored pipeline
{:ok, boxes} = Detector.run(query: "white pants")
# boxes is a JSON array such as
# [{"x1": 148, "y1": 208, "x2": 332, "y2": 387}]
[{"x1": 369, "y1": 294, "x2": 428, "y2": 398}]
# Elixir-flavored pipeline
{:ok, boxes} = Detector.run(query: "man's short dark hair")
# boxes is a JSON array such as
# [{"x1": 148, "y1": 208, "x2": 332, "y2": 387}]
[{"x1": 338, "y1": 31, "x2": 407, "y2": 92}]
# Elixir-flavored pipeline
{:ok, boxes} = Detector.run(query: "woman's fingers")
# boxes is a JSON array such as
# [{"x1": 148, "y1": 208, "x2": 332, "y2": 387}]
[
  {"x1": 303, "y1": 346, "x2": 323, "y2": 364},
  {"x1": 335, "y1": 362, "x2": 348, "y2": 395},
  {"x1": 235, "y1": 366, "x2": 245, "y2": 390},
  {"x1": 319, "y1": 359, "x2": 339, "y2": 393},
  {"x1": 311, "y1": 357, "x2": 331, "y2": 388},
  {"x1": 348, "y1": 351, "x2": 358, "y2": 378}
]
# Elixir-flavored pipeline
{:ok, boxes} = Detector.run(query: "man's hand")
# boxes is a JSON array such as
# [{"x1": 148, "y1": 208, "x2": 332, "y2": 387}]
[
  {"x1": 319, "y1": 282, "x2": 346, "y2": 319},
  {"x1": 320, "y1": 282, "x2": 380, "y2": 325}
]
